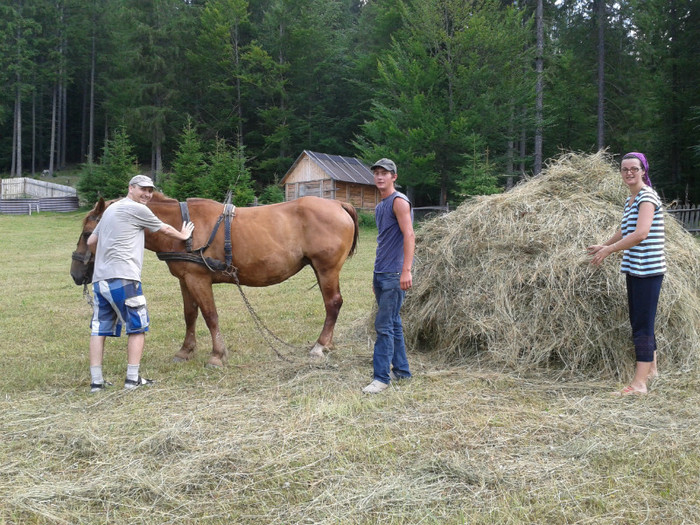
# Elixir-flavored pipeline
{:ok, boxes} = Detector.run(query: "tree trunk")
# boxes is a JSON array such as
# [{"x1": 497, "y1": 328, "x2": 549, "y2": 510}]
[
  {"x1": 58, "y1": 3, "x2": 67, "y2": 170},
  {"x1": 57, "y1": 80, "x2": 63, "y2": 170},
  {"x1": 11, "y1": 96, "x2": 17, "y2": 177},
  {"x1": 32, "y1": 89, "x2": 36, "y2": 175},
  {"x1": 519, "y1": 110, "x2": 526, "y2": 177},
  {"x1": 231, "y1": 21, "x2": 244, "y2": 146},
  {"x1": 152, "y1": 127, "x2": 163, "y2": 178},
  {"x1": 81, "y1": 71, "x2": 88, "y2": 162},
  {"x1": 507, "y1": 104, "x2": 515, "y2": 189},
  {"x1": 151, "y1": 148, "x2": 156, "y2": 178},
  {"x1": 534, "y1": 0, "x2": 544, "y2": 176},
  {"x1": 49, "y1": 85, "x2": 57, "y2": 176},
  {"x1": 14, "y1": 83, "x2": 22, "y2": 177},
  {"x1": 62, "y1": 78, "x2": 68, "y2": 168},
  {"x1": 59, "y1": 77, "x2": 67, "y2": 169},
  {"x1": 668, "y1": 0, "x2": 681, "y2": 183},
  {"x1": 596, "y1": 0, "x2": 605, "y2": 150},
  {"x1": 88, "y1": 31, "x2": 96, "y2": 164},
  {"x1": 156, "y1": 144, "x2": 162, "y2": 178}
]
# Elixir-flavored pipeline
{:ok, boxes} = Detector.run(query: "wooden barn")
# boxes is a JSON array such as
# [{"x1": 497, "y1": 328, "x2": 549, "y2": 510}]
[{"x1": 280, "y1": 150, "x2": 380, "y2": 211}]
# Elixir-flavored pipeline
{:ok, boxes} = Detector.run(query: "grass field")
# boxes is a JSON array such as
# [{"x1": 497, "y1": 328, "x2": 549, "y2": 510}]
[{"x1": 1, "y1": 211, "x2": 699, "y2": 524}]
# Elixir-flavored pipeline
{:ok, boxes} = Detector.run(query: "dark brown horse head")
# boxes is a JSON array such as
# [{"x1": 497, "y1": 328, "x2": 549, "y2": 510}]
[{"x1": 70, "y1": 198, "x2": 106, "y2": 285}]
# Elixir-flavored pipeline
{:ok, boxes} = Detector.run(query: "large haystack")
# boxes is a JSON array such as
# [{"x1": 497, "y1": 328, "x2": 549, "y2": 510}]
[{"x1": 405, "y1": 151, "x2": 700, "y2": 376}]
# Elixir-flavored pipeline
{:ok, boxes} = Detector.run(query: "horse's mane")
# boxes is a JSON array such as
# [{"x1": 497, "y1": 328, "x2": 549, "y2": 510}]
[
  {"x1": 83, "y1": 192, "x2": 178, "y2": 226},
  {"x1": 151, "y1": 192, "x2": 178, "y2": 203}
]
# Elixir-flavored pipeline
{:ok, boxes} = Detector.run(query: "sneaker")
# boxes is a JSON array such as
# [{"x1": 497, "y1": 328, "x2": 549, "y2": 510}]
[
  {"x1": 124, "y1": 376, "x2": 155, "y2": 390},
  {"x1": 362, "y1": 379, "x2": 389, "y2": 394},
  {"x1": 390, "y1": 370, "x2": 411, "y2": 381},
  {"x1": 90, "y1": 380, "x2": 113, "y2": 393}
]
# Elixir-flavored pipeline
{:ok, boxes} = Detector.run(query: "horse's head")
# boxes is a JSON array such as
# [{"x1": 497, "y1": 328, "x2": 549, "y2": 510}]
[{"x1": 70, "y1": 198, "x2": 107, "y2": 286}]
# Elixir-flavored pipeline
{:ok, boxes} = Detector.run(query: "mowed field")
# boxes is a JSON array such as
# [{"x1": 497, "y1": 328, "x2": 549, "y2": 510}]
[{"x1": 1, "y1": 211, "x2": 699, "y2": 524}]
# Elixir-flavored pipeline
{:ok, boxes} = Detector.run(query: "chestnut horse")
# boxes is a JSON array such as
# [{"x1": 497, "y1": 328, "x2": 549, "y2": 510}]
[{"x1": 70, "y1": 193, "x2": 359, "y2": 367}]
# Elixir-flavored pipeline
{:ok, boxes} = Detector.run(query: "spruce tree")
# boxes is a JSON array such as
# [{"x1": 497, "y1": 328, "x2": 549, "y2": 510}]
[
  {"x1": 169, "y1": 118, "x2": 207, "y2": 200},
  {"x1": 201, "y1": 137, "x2": 255, "y2": 206},
  {"x1": 77, "y1": 127, "x2": 138, "y2": 203}
]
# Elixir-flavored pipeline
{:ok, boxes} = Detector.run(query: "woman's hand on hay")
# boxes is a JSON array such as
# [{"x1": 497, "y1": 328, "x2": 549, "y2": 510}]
[
  {"x1": 588, "y1": 229, "x2": 623, "y2": 266},
  {"x1": 587, "y1": 244, "x2": 612, "y2": 266}
]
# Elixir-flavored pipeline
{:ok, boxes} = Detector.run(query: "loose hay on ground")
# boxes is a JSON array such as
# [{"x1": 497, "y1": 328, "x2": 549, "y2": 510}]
[{"x1": 404, "y1": 151, "x2": 700, "y2": 377}]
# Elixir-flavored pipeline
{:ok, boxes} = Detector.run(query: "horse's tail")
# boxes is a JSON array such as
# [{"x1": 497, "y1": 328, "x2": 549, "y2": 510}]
[{"x1": 340, "y1": 202, "x2": 359, "y2": 257}]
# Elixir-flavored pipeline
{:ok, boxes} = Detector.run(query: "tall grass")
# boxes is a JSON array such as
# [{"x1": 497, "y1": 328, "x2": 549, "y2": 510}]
[{"x1": 1, "y1": 211, "x2": 699, "y2": 524}]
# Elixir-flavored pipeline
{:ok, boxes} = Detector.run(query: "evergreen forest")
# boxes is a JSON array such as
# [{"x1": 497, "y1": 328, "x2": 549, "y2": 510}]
[{"x1": 1, "y1": 0, "x2": 698, "y2": 206}]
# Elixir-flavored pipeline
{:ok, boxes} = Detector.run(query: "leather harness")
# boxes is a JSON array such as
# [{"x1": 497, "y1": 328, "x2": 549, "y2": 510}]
[{"x1": 156, "y1": 197, "x2": 237, "y2": 276}]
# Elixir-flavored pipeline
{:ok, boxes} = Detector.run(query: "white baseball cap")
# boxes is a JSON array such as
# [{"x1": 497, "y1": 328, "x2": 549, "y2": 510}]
[{"x1": 129, "y1": 175, "x2": 155, "y2": 188}]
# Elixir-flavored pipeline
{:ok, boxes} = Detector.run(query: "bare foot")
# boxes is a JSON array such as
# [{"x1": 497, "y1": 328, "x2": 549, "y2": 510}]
[{"x1": 611, "y1": 385, "x2": 647, "y2": 396}]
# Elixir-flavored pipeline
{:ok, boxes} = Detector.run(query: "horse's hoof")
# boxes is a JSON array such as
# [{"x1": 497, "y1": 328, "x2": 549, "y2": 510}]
[
  {"x1": 206, "y1": 358, "x2": 225, "y2": 368},
  {"x1": 173, "y1": 355, "x2": 189, "y2": 363},
  {"x1": 309, "y1": 343, "x2": 327, "y2": 359}
]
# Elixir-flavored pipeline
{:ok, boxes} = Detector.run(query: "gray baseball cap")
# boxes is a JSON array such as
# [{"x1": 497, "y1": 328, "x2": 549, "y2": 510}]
[
  {"x1": 370, "y1": 158, "x2": 397, "y2": 173},
  {"x1": 129, "y1": 174, "x2": 155, "y2": 188}
]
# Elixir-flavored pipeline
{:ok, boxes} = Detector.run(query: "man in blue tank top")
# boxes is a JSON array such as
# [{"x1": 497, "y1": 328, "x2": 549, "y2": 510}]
[{"x1": 362, "y1": 159, "x2": 416, "y2": 394}]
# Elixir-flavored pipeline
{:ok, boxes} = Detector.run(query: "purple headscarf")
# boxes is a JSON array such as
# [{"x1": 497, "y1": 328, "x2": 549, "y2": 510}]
[{"x1": 622, "y1": 152, "x2": 652, "y2": 187}]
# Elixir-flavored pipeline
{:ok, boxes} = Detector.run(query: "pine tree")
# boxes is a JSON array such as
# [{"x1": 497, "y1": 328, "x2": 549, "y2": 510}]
[
  {"x1": 77, "y1": 126, "x2": 138, "y2": 203},
  {"x1": 457, "y1": 134, "x2": 503, "y2": 198},
  {"x1": 169, "y1": 119, "x2": 207, "y2": 200},
  {"x1": 201, "y1": 137, "x2": 255, "y2": 206},
  {"x1": 355, "y1": 0, "x2": 530, "y2": 205}
]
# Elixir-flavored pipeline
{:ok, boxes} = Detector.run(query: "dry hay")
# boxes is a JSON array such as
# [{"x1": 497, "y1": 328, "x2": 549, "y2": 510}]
[{"x1": 404, "y1": 151, "x2": 700, "y2": 376}]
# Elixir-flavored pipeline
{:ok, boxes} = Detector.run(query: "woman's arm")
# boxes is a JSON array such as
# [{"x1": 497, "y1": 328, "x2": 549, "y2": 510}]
[{"x1": 588, "y1": 202, "x2": 655, "y2": 266}]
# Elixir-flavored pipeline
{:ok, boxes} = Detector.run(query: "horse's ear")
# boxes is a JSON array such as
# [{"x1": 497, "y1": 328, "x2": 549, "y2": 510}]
[{"x1": 95, "y1": 197, "x2": 106, "y2": 215}]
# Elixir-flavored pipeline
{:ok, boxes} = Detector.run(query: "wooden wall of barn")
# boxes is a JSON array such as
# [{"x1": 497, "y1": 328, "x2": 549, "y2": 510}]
[
  {"x1": 284, "y1": 179, "x2": 379, "y2": 211},
  {"x1": 283, "y1": 156, "x2": 380, "y2": 211}
]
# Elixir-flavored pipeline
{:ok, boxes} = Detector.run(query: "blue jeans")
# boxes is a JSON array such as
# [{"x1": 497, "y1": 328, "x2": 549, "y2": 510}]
[{"x1": 373, "y1": 272, "x2": 411, "y2": 384}]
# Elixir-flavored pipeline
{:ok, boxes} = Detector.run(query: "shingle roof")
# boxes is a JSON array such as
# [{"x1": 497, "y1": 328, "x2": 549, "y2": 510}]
[{"x1": 283, "y1": 150, "x2": 375, "y2": 186}]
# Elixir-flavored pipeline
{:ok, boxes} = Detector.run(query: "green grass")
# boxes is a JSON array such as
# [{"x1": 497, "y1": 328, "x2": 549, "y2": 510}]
[{"x1": 1, "y1": 212, "x2": 699, "y2": 524}]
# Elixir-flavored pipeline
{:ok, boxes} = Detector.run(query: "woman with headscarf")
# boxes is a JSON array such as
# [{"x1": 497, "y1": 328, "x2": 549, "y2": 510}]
[{"x1": 588, "y1": 152, "x2": 666, "y2": 395}]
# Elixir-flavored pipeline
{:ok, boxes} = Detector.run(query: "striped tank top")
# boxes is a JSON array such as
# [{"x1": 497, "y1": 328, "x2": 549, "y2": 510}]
[{"x1": 620, "y1": 186, "x2": 666, "y2": 277}]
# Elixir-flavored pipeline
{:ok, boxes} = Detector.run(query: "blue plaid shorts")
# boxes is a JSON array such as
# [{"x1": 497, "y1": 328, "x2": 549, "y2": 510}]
[{"x1": 91, "y1": 279, "x2": 150, "y2": 336}]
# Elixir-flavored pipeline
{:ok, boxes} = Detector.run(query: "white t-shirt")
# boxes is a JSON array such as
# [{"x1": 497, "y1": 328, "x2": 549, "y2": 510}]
[{"x1": 92, "y1": 197, "x2": 164, "y2": 282}]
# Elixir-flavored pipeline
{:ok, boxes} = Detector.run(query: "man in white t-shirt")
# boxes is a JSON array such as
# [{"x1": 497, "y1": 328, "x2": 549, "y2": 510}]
[{"x1": 87, "y1": 175, "x2": 194, "y2": 392}]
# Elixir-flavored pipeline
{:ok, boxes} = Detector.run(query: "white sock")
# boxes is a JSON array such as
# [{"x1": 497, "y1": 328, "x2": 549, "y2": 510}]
[
  {"x1": 126, "y1": 364, "x2": 140, "y2": 382},
  {"x1": 90, "y1": 366, "x2": 104, "y2": 385}
]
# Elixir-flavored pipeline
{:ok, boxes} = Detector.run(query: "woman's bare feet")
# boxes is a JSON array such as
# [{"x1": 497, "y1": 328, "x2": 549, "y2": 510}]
[{"x1": 611, "y1": 385, "x2": 647, "y2": 396}]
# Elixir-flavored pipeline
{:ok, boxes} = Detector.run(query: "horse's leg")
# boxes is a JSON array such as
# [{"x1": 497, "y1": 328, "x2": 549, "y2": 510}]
[
  {"x1": 182, "y1": 274, "x2": 228, "y2": 367},
  {"x1": 309, "y1": 268, "x2": 343, "y2": 358},
  {"x1": 172, "y1": 279, "x2": 199, "y2": 362}
]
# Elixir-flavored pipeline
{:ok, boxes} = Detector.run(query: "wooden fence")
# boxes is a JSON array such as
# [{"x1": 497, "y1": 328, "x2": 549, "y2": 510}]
[
  {"x1": 0, "y1": 196, "x2": 80, "y2": 215},
  {"x1": 1, "y1": 177, "x2": 77, "y2": 199},
  {"x1": 1, "y1": 178, "x2": 79, "y2": 214},
  {"x1": 666, "y1": 205, "x2": 700, "y2": 234}
]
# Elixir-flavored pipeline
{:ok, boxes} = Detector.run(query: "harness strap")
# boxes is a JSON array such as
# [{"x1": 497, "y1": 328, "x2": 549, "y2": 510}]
[
  {"x1": 156, "y1": 196, "x2": 237, "y2": 275},
  {"x1": 201, "y1": 213, "x2": 226, "y2": 254},
  {"x1": 223, "y1": 203, "x2": 236, "y2": 268},
  {"x1": 179, "y1": 201, "x2": 193, "y2": 252},
  {"x1": 156, "y1": 251, "x2": 230, "y2": 272}
]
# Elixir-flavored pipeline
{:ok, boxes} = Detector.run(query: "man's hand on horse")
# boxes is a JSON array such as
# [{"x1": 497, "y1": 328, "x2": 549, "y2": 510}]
[{"x1": 181, "y1": 221, "x2": 195, "y2": 240}]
